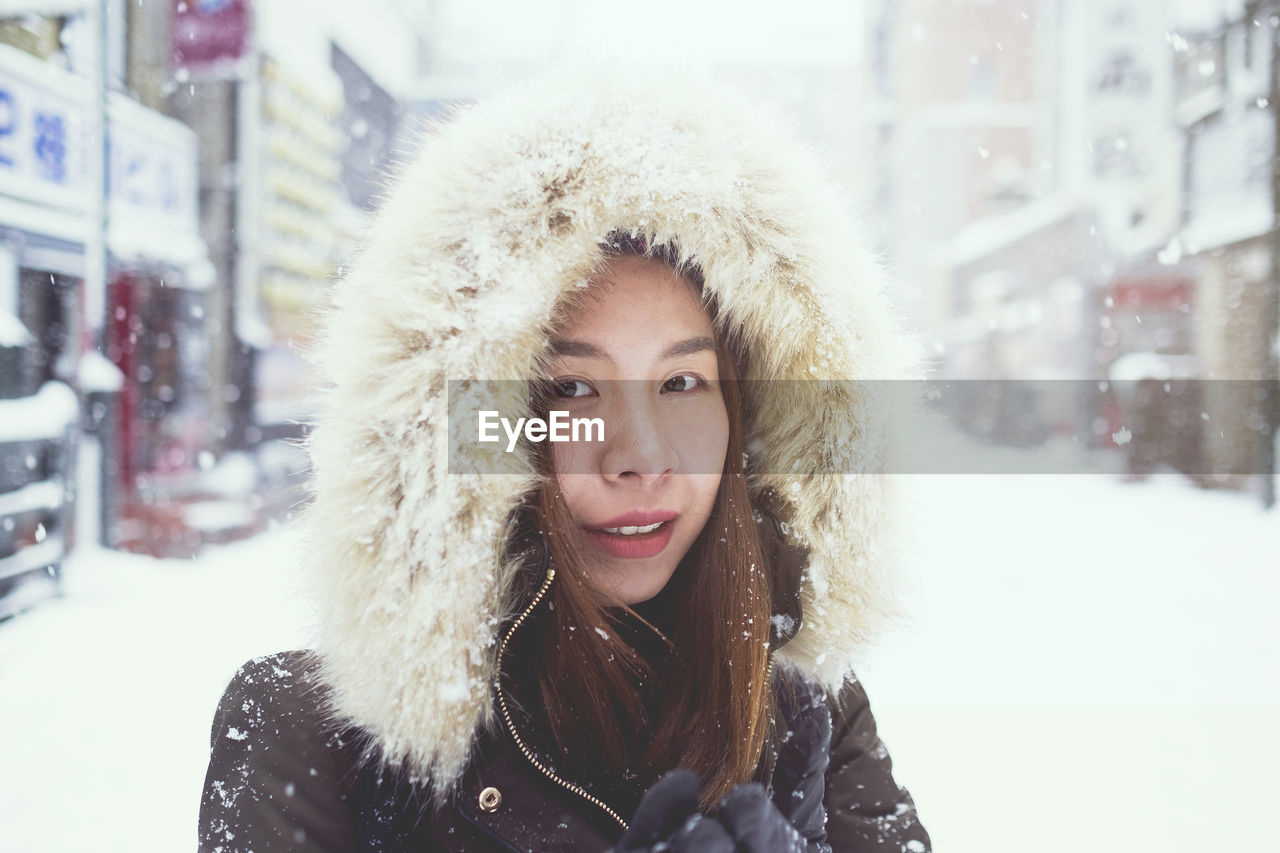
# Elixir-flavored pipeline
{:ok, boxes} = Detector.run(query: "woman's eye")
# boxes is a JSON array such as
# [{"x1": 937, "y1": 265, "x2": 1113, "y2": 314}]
[
  {"x1": 551, "y1": 378, "x2": 595, "y2": 398},
  {"x1": 662, "y1": 374, "x2": 703, "y2": 393}
]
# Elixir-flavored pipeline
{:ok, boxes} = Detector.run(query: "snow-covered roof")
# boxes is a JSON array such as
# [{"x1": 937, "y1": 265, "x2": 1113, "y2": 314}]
[
  {"x1": 1180, "y1": 205, "x2": 1274, "y2": 254},
  {"x1": 0, "y1": 382, "x2": 78, "y2": 443},
  {"x1": 0, "y1": 312, "x2": 33, "y2": 348},
  {"x1": 108, "y1": 218, "x2": 215, "y2": 287},
  {"x1": 1108, "y1": 351, "x2": 1201, "y2": 381},
  {"x1": 77, "y1": 351, "x2": 124, "y2": 394},
  {"x1": 1169, "y1": 0, "x2": 1236, "y2": 34},
  {"x1": 944, "y1": 193, "x2": 1087, "y2": 268}
]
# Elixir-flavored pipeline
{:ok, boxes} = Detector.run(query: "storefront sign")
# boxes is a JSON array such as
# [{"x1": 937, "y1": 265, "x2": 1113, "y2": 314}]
[
  {"x1": 108, "y1": 99, "x2": 199, "y2": 233},
  {"x1": 171, "y1": 0, "x2": 251, "y2": 72},
  {"x1": 1, "y1": 46, "x2": 199, "y2": 234},
  {"x1": 0, "y1": 47, "x2": 88, "y2": 213}
]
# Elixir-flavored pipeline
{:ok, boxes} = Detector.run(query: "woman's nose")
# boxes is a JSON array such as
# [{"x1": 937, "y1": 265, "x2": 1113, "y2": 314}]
[{"x1": 599, "y1": 394, "x2": 679, "y2": 483}]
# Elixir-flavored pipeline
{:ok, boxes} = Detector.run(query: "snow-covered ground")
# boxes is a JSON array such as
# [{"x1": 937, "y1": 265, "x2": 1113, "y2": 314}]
[
  {"x1": 858, "y1": 474, "x2": 1280, "y2": 853},
  {"x1": 1, "y1": 474, "x2": 1276, "y2": 852},
  {"x1": 0, "y1": 522, "x2": 314, "y2": 853}
]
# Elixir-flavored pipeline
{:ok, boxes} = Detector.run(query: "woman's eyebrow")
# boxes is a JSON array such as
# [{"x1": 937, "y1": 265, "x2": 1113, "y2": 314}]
[
  {"x1": 549, "y1": 338, "x2": 608, "y2": 359},
  {"x1": 548, "y1": 335, "x2": 714, "y2": 361},
  {"x1": 660, "y1": 336, "x2": 715, "y2": 360}
]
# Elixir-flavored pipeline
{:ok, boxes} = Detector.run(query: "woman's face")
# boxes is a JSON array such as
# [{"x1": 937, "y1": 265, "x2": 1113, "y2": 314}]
[{"x1": 547, "y1": 255, "x2": 728, "y2": 605}]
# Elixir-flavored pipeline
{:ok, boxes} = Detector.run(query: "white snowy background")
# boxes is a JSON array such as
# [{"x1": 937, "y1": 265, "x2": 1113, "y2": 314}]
[{"x1": 2, "y1": 466, "x2": 1276, "y2": 852}]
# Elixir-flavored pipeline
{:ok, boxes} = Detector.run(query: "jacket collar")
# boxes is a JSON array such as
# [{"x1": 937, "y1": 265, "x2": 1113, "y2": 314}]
[{"x1": 486, "y1": 529, "x2": 804, "y2": 841}]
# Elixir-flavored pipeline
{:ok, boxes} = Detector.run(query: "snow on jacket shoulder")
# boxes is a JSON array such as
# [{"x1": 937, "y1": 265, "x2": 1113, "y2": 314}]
[
  {"x1": 198, "y1": 652, "x2": 360, "y2": 853},
  {"x1": 198, "y1": 651, "x2": 930, "y2": 852}
]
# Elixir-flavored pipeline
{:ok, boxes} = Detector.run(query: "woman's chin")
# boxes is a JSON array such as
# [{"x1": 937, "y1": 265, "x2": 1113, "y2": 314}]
[{"x1": 589, "y1": 563, "x2": 677, "y2": 607}]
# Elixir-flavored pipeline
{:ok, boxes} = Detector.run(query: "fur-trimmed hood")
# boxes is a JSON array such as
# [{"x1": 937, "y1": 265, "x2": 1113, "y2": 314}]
[{"x1": 301, "y1": 66, "x2": 922, "y2": 800}]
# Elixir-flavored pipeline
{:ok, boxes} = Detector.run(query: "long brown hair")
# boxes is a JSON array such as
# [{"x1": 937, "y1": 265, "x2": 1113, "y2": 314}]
[{"x1": 527, "y1": 245, "x2": 774, "y2": 811}]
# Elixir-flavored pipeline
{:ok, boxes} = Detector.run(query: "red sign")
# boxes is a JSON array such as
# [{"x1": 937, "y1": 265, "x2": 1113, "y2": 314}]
[
  {"x1": 1110, "y1": 279, "x2": 1192, "y2": 308},
  {"x1": 171, "y1": 0, "x2": 250, "y2": 72}
]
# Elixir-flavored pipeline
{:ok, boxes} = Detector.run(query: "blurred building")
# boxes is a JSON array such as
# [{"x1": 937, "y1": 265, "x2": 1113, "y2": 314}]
[
  {"x1": 0, "y1": 1, "x2": 425, "y2": 620},
  {"x1": 873, "y1": 0, "x2": 1279, "y2": 501},
  {"x1": 877, "y1": 0, "x2": 1185, "y2": 376},
  {"x1": 125, "y1": 0, "x2": 422, "y2": 554},
  {"x1": 871, "y1": 0, "x2": 1052, "y2": 342},
  {"x1": 0, "y1": 10, "x2": 214, "y2": 613},
  {"x1": 1168, "y1": 0, "x2": 1279, "y2": 495}
]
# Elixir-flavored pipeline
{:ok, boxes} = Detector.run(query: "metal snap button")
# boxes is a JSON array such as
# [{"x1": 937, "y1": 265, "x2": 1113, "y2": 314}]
[{"x1": 478, "y1": 786, "x2": 502, "y2": 812}]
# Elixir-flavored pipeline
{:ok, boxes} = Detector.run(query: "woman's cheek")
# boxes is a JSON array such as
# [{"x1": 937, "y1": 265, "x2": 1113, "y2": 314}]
[
  {"x1": 551, "y1": 432, "x2": 596, "y2": 477},
  {"x1": 553, "y1": 470, "x2": 592, "y2": 523},
  {"x1": 675, "y1": 397, "x2": 729, "y2": 477}
]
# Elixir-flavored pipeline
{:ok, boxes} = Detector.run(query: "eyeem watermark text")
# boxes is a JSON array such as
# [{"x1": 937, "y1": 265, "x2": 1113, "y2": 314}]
[{"x1": 478, "y1": 411, "x2": 605, "y2": 452}]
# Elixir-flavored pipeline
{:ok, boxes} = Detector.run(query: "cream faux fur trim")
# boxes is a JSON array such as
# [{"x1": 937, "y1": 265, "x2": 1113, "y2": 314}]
[{"x1": 301, "y1": 65, "x2": 923, "y2": 798}]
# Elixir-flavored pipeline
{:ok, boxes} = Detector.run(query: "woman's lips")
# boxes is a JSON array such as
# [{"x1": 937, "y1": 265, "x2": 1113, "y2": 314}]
[
  {"x1": 593, "y1": 510, "x2": 679, "y2": 529},
  {"x1": 583, "y1": 512, "x2": 678, "y2": 559}
]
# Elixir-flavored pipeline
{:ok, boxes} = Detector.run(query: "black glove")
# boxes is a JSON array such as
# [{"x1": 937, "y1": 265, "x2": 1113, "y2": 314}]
[
  {"x1": 611, "y1": 702, "x2": 832, "y2": 853},
  {"x1": 770, "y1": 697, "x2": 833, "y2": 847},
  {"x1": 611, "y1": 769, "x2": 733, "y2": 852}
]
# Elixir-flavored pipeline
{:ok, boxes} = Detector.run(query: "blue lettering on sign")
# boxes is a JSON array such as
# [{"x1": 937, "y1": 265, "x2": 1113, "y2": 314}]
[
  {"x1": 33, "y1": 111, "x2": 66, "y2": 183},
  {"x1": 124, "y1": 149, "x2": 145, "y2": 204},
  {"x1": 0, "y1": 87, "x2": 16, "y2": 168},
  {"x1": 160, "y1": 159, "x2": 177, "y2": 212}
]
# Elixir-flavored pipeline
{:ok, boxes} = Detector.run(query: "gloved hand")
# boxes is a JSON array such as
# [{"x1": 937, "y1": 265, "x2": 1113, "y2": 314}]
[
  {"x1": 610, "y1": 701, "x2": 832, "y2": 853},
  {"x1": 770, "y1": 697, "x2": 833, "y2": 846}
]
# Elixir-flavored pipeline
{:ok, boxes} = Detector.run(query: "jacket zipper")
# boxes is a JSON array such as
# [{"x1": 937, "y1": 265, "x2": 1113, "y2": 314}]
[
  {"x1": 493, "y1": 566, "x2": 631, "y2": 832},
  {"x1": 492, "y1": 566, "x2": 780, "y2": 835}
]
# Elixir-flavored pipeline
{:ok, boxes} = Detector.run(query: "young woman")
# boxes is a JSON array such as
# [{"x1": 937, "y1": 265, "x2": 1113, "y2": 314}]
[{"x1": 199, "y1": 70, "x2": 932, "y2": 852}]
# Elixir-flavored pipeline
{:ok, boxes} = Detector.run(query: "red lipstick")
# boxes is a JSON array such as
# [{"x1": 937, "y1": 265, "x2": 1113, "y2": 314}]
[
  {"x1": 583, "y1": 511, "x2": 678, "y2": 559},
  {"x1": 593, "y1": 510, "x2": 678, "y2": 529}
]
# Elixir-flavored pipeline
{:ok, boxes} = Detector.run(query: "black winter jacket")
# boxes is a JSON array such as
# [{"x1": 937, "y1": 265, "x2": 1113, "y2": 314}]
[{"x1": 198, "y1": 648, "x2": 930, "y2": 852}]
